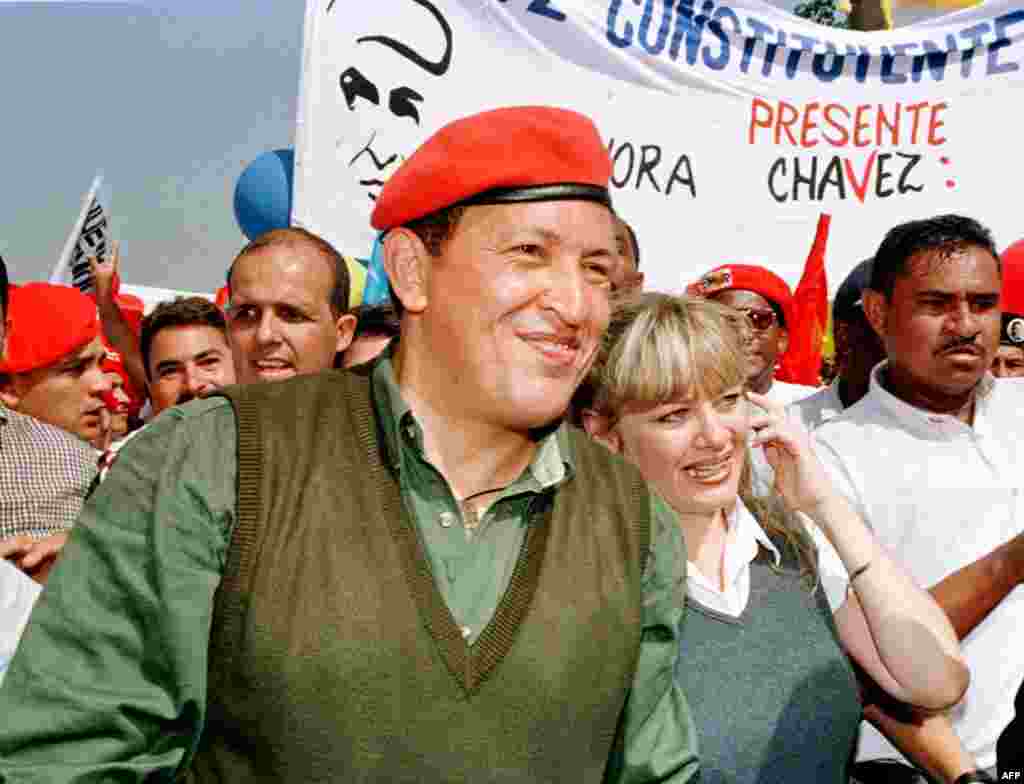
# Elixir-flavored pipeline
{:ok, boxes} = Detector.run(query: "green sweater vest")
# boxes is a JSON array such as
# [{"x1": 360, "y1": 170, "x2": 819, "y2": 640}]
[{"x1": 187, "y1": 369, "x2": 651, "y2": 783}]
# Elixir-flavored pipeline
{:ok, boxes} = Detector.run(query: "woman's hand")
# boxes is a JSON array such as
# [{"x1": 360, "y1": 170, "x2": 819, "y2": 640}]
[{"x1": 746, "y1": 390, "x2": 835, "y2": 515}]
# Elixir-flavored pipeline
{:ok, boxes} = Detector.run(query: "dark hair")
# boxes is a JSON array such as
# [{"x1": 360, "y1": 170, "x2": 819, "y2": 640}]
[
  {"x1": 354, "y1": 302, "x2": 400, "y2": 339},
  {"x1": 0, "y1": 253, "x2": 8, "y2": 316},
  {"x1": 140, "y1": 296, "x2": 227, "y2": 380},
  {"x1": 226, "y1": 227, "x2": 351, "y2": 317},
  {"x1": 870, "y1": 215, "x2": 1000, "y2": 300},
  {"x1": 616, "y1": 217, "x2": 641, "y2": 271}
]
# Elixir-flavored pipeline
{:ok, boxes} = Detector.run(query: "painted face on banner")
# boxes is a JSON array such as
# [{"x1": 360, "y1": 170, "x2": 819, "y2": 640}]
[{"x1": 330, "y1": 0, "x2": 453, "y2": 204}]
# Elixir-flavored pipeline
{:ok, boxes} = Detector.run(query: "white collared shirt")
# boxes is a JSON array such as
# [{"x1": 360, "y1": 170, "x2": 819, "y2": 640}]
[
  {"x1": 814, "y1": 362, "x2": 1024, "y2": 769},
  {"x1": 687, "y1": 501, "x2": 850, "y2": 618},
  {"x1": 687, "y1": 501, "x2": 781, "y2": 617},
  {"x1": 766, "y1": 379, "x2": 817, "y2": 407}
]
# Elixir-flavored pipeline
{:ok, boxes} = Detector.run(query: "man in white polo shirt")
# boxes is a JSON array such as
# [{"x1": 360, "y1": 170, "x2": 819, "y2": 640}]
[{"x1": 815, "y1": 214, "x2": 1024, "y2": 777}]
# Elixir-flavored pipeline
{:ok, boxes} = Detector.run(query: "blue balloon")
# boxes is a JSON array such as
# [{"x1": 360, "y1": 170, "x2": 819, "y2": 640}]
[{"x1": 234, "y1": 148, "x2": 294, "y2": 241}]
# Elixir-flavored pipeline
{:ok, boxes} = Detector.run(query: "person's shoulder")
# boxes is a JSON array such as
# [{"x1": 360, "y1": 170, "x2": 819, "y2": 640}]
[
  {"x1": 813, "y1": 390, "x2": 891, "y2": 442},
  {"x1": 131, "y1": 397, "x2": 237, "y2": 448},
  {"x1": 786, "y1": 385, "x2": 834, "y2": 430},
  {"x1": 988, "y1": 376, "x2": 1024, "y2": 406},
  {"x1": 217, "y1": 369, "x2": 370, "y2": 409},
  {"x1": 6, "y1": 408, "x2": 96, "y2": 460},
  {"x1": 769, "y1": 380, "x2": 817, "y2": 406}
]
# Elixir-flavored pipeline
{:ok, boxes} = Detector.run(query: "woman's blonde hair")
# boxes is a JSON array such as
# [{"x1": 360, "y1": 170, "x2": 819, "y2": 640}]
[{"x1": 582, "y1": 292, "x2": 818, "y2": 585}]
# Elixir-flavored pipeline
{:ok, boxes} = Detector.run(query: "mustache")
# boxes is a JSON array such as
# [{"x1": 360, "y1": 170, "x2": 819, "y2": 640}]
[{"x1": 937, "y1": 335, "x2": 983, "y2": 355}]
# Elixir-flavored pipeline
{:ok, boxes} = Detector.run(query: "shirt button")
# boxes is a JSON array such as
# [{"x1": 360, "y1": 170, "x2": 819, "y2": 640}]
[
  {"x1": 461, "y1": 626, "x2": 472, "y2": 639},
  {"x1": 439, "y1": 512, "x2": 456, "y2": 528}
]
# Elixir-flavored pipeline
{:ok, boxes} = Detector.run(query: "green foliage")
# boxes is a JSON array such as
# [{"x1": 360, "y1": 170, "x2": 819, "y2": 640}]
[{"x1": 794, "y1": 0, "x2": 849, "y2": 28}]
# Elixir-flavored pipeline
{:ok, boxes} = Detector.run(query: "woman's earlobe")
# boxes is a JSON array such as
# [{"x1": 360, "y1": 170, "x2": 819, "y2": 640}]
[{"x1": 582, "y1": 409, "x2": 622, "y2": 454}]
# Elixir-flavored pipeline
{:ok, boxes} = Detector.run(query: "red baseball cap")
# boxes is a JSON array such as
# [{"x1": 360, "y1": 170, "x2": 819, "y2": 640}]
[
  {"x1": 688, "y1": 264, "x2": 795, "y2": 329},
  {"x1": 371, "y1": 105, "x2": 613, "y2": 232},
  {"x1": 0, "y1": 282, "x2": 100, "y2": 374}
]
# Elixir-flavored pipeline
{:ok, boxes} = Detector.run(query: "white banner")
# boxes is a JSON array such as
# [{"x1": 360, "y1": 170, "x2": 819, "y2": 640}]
[
  {"x1": 50, "y1": 173, "x2": 113, "y2": 294},
  {"x1": 294, "y1": 0, "x2": 1024, "y2": 295}
]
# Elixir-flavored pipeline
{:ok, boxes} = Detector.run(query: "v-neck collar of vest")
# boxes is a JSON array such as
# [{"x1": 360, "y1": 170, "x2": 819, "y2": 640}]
[{"x1": 364, "y1": 374, "x2": 555, "y2": 697}]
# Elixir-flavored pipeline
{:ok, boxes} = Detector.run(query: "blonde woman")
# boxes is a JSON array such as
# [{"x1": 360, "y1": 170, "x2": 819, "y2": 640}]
[{"x1": 580, "y1": 293, "x2": 968, "y2": 784}]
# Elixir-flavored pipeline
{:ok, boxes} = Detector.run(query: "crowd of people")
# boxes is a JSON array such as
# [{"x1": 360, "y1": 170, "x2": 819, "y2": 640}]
[{"x1": 0, "y1": 104, "x2": 1022, "y2": 783}]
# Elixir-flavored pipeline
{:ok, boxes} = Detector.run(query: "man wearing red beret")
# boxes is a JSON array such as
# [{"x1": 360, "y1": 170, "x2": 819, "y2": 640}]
[
  {"x1": 0, "y1": 281, "x2": 103, "y2": 585},
  {"x1": 0, "y1": 282, "x2": 113, "y2": 443},
  {"x1": 0, "y1": 106, "x2": 697, "y2": 784},
  {"x1": 689, "y1": 264, "x2": 813, "y2": 406}
]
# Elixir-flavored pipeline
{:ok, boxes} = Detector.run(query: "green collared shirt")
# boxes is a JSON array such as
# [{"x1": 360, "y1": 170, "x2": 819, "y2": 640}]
[{"x1": 0, "y1": 359, "x2": 697, "y2": 783}]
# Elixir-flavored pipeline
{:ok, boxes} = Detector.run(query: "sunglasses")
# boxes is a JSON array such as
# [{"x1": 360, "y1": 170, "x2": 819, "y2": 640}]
[{"x1": 736, "y1": 308, "x2": 778, "y2": 331}]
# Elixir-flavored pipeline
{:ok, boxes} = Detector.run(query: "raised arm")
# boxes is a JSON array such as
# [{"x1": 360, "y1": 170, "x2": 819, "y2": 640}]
[
  {"x1": 748, "y1": 390, "x2": 968, "y2": 711},
  {"x1": 91, "y1": 242, "x2": 149, "y2": 396}
]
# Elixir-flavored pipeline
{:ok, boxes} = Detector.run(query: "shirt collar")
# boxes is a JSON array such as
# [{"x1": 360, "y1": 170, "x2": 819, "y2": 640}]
[
  {"x1": 0, "y1": 401, "x2": 8, "y2": 426},
  {"x1": 817, "y1": 378, "x2": 845, "y2": 423},
  {"x1": 369, "y1": 345, "x2": 572, "y2": 490},
  {"x1": 867, "y1": 360, "x2": 994, "y2": 439},
  {"x1": 729, "y1": 500, "x2": 781, "y2": 568}
]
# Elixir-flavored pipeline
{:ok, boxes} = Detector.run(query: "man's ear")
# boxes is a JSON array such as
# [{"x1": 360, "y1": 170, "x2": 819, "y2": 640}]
[
  {"x1": 382, "y1": 228, "x2": 430, "y2": 314},
  {"x1": 777, "y1": 325, "x2": 789, "y2": 358},
  {"x1": 861, "y1": 289, "x2": 888, "y2": 341},
  {"x1": 0, "y1": 373, "x2": 23, "y2": 410},
  {"x1": 581, "y1": 409, "x2": 623, "y2": 454},
  {"x1": 334, "y1": 312, "x2": 358, "y2": 354}
]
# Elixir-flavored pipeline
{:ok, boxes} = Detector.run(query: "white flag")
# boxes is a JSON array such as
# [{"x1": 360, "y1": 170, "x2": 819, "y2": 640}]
[{"x1": 49, "y1": 174, "x2": 112, "y2": 294}]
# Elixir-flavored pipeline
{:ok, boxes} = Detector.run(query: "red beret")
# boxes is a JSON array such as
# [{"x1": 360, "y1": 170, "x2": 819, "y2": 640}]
[
  {"x1": 0, "y1": 283, "x2": 100, "y2": 374},
  {"x1": 1000, "y1": 239, "x2": 1024, "y2": 346},
  {"x1": 688, "y1": 264, "x2": 796, "y2": 328},
  {"x1": 1001, "y1": 239, "x2": 1024, "y2": 316},
  {"x1": 371, "y1": 106, "x2": 613, "y2": 231}
]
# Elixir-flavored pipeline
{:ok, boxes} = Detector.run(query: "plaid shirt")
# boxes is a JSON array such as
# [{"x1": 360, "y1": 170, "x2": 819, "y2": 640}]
[{"x1": 0, "y1": 404, "x2": 98, "y2": 540}]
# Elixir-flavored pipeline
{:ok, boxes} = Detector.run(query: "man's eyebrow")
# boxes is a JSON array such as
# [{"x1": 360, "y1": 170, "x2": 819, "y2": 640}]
[
  {"x1": 353, "y1": 0, "x2": 453, "y2": 76},
  {"x1": 193, "y1": 350, "x2": 225, "y2": 362},
  {"x1": 155, "y1": 360, "x2": 183, "y2": 375}
]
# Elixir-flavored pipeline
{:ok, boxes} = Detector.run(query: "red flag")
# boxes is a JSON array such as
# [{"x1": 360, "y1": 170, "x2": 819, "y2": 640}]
[{"x1": 777, "y1": 214, "x2": 830, "y2": 386}]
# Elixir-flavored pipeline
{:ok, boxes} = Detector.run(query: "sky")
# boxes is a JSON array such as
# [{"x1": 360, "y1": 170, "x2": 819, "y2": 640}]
[{"x1": 0, "y1": 0, "x2": 949, "y2": 293}]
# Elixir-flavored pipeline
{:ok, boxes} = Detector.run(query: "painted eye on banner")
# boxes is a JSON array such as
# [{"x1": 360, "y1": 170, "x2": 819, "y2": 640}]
[
  {"x1": 389, "y1": 86, "x2": 423, "y2": 124},
  {"x1": 340, "y1": 67, "x2": 381, "y2": 110}
]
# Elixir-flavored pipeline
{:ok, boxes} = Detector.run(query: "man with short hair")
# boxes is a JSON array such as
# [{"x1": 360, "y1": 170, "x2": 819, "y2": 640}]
[
  {"x1": 815, "y1": 214, "x2": 1024, "y2": 776},
  {"x1": 0, "y1": 283, "x2": 112, "y2": 444},
  {"x1": 141, "y1": 297, "x2": 236, "y2": 415},
  {"x1": 224, "y1": 227, "x2": 357, "y2": 383},
  {"x1": 0, "y1": 281, "x2": 101, "y2": 583},
  {"x1": 788, "y1": 259, "x2": 885, "y2": 432},
  {"x1": 341, "y1": 302, "x2": 400, "y2": 368},
  {"x1": 0, "y1": 107, "x2": 697, "y2": 783},
  {"x1": 689, "y1": 263, "x2": 812, "y2": 405}
]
